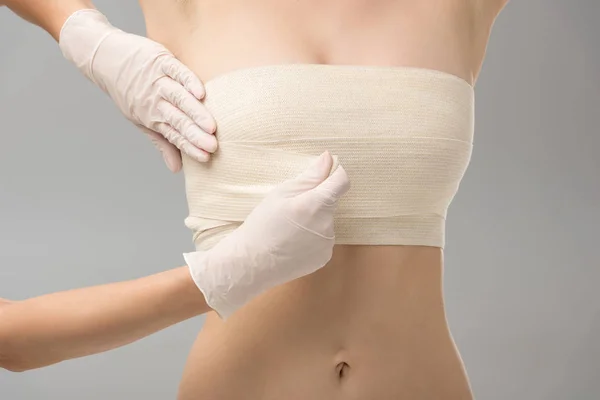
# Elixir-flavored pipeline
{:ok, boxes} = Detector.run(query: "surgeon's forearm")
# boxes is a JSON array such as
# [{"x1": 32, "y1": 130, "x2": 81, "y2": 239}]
[
  {"x1": 3, "y1": 0, "x2": 95, "y2": 40},
  {"x1": 0, "y1": 266, "x2": 209, "y2": 372}
]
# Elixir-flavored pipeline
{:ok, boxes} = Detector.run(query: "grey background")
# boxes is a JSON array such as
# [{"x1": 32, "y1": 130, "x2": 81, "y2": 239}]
[{"x1": 0, "y1": 1, "x2": 598, "y2": 399}]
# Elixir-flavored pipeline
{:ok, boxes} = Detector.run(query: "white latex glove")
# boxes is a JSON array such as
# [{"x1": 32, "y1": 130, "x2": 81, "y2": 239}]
[
  {"x1": 184, "y1": 151, "x2": 350, "y2": 320},
  {"x1": 58, "y1": 9, "x2": 217, "y2": 172}
]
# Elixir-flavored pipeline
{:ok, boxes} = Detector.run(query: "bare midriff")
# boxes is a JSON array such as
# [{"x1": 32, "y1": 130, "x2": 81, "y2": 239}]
[{"x1": 138, "y1": 1, "x2": 504, "y2": 398}]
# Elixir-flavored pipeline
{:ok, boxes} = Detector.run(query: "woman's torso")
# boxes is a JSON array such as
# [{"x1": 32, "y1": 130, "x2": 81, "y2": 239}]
[{"x1": 138, "y1": 1, "x2": 507, "y2": 399}]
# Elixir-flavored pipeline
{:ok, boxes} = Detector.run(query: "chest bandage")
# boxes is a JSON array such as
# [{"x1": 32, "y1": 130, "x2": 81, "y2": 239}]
[{"x1": 181, "y1": 64, "x2": 474, "y2": 250}]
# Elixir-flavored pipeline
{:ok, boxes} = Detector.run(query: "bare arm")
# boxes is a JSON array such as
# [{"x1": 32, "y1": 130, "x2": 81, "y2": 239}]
[
  {"x1": 2, "y1": 0, "x2": 96, "y2": 40},
  {"x1": 0, "y1": 266, "x2": 209, "y2": 372}
]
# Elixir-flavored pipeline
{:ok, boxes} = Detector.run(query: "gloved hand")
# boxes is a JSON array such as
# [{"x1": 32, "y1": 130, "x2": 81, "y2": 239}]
[
  {"x1": 58, "y1": 9, "x2": 217, "y2": 172},
  {"x1": 184, "y1": 151, "x2": 351, "y2": 320}
]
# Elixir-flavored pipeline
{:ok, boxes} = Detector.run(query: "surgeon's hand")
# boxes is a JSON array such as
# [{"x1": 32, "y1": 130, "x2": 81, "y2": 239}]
[
  {"x1": 58, "y1": 9, "x2": 217, "y2": 172},
  {"x1": 184, "y1": 151, "x2": 351, "y2": 320}
]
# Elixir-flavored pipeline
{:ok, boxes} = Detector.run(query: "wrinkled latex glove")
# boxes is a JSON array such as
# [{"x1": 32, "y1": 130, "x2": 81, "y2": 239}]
[
  {"x1": 184, "y1": 151, "x2": 351, "y2": 320},
  {"x1": 59, "y1": 9, "x2": 217, "y2": 172}
]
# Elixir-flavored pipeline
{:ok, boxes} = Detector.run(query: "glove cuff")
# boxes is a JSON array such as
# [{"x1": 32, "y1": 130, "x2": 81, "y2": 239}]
[
  {"x1": 183, "y1": 250, "x2": 235, "y2": 321},
  {"x1": 58, "y1": 9, "x2": 119, "y2": 86}
]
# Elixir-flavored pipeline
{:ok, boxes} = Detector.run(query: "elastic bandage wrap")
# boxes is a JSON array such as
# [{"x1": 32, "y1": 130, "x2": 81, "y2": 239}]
[{"x1": 182, "y1": 64, "x2": 474, "y2": 251}]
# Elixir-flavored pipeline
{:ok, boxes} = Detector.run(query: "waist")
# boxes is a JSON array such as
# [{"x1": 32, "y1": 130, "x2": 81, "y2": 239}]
[
  {"x1": 179, "y1": 246, "x2": 473, "y2": 400},
  {"x1": 204, "y1": 245, "x2": 448, "y2": 367},
  {"x1": 265, "y1": 244, "x2": 447, "y2": 324},
  {"x1": 297, "y1": 245, "x2": 447, "y2": 327}
]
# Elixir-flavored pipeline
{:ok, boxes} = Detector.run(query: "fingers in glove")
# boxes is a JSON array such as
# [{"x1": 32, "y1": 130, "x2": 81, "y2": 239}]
[
  {"x1": 305, "y1": 166, "x2": 351, "y2": 206},
  {"x1": 157, "y1": 99, "x2": 218, "y2": 154},
  {"x1": 153, "y1": 121, "x2": 211, "y2": 163},
  {"x1": 162, "y1": 57, "x2": 206, "y2": 100},
  {"x1": 159, "y1": 78, "x2": 217, "y2": 134},
  {"x1": 276, "y1": 151, "x2": 336, "y2": 197}
]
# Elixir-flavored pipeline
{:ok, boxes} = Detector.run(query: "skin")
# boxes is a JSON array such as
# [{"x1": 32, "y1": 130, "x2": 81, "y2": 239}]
[
  {"x1": 0, "y1": 0, "x2": 511, "y2": 398},
  {"x1": 0, "y1": 267, "x2": 209, "y2": 372},
  {"x1": 137, "y1": 1, "x2": 509, "y2": 399},
  {"x1": 1, "y1": 0, "x2": 95, "y2": 41}
]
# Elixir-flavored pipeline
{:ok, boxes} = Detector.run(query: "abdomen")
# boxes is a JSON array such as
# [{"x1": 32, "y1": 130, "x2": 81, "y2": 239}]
[{"x1": 177, "y1": 246, "x2": 473, "y2": 400}]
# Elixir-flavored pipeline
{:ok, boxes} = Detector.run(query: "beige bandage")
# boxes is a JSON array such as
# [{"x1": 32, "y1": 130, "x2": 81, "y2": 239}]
[{"x1": 182, "y1": 64, "x2": 474, "y2": 250}]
